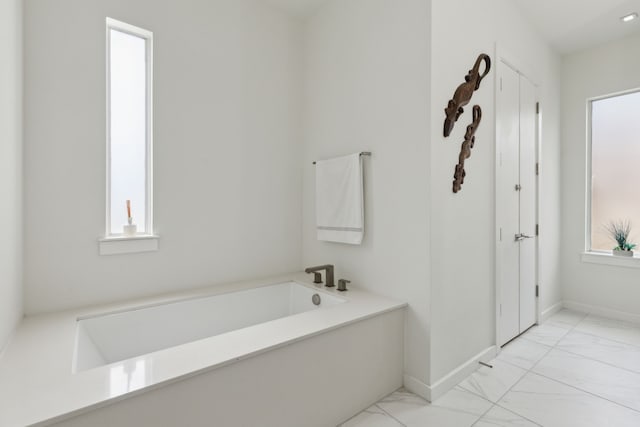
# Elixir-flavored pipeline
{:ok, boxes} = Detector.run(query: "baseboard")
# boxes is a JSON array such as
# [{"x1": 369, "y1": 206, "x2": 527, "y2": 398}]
[
  {"x1": 404, "y1": 345, "x2": 496, "y2": 402},
  {"x1": 563, "y1": 300, "x2": 640, "y2": 325},
  {"x1": 541, "y1": 301, "x2": 563, "y2": 323},
  {"x1": 403, "y1": 374, "x2": 431, "y2": 401},
  {"x1": 0, "y1": 313, "x2": 23, "y2": 362},
  {"x1": 405, "y1": 302, "x2": 639, "y2": 405},
  {"x1": 0, "y1": 327, "x2": 17, "y2": 362}
]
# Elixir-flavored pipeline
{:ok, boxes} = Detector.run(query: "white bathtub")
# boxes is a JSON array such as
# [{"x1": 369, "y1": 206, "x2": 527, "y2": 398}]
[
  {"x1": 74, "y1": 281, "x2": 345, "y2": 372},
  {"x1": 0, "y1": 274, "x2": 405, "y2": 427}
]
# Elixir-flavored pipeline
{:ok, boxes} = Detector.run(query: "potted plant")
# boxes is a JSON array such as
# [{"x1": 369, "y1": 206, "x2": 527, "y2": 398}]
[{"x1": 606, "y1": 220, "x2": 636, "y2": 257}]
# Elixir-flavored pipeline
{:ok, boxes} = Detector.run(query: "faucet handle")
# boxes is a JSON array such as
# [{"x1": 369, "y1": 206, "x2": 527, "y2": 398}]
[
  {"x1": 311, "y1": 272, "x2": 322, "y2": 284},
  {"x1": 337, "y1": 279, "x2": 350, "y2": 292}
]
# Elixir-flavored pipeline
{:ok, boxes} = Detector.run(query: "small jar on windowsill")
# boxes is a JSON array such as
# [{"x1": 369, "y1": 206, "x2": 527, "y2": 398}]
[
  {"x1": 123, "y1": 223, "x2": 137, "y2": 236},
  {"x1": 123, "y1": 211, "x2": 137, "y2": 236}
]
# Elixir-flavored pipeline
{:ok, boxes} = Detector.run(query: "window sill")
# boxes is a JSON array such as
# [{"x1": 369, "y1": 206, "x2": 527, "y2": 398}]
[
  {"x1": 99, "y1": 234, "x2": 159, "y2": 256},
  {"x1": 581, "y1": 251, "x2": 640, "y2": 269}
]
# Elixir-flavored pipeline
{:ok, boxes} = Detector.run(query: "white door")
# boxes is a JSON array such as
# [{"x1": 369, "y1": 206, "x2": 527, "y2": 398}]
[{"x1": 497, "y1": 62, "x2": 538, "y2": 347}]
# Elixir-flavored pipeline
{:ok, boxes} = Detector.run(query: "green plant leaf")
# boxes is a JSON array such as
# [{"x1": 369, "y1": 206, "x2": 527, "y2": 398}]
[{"x1": 606, "y1": 220, "x2": 633, "y2": 249}]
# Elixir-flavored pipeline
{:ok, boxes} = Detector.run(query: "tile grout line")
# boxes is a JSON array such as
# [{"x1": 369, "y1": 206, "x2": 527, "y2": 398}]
[
  {"x1": 492, "y1": 402, "x2": 545, "y2": 427},
  {"x1": 569, "y1": 326, "x2": 640, "y2": 350},
  {"x1": 513, "y1": 313, "x2": 581, "y2": 373},
  {"x1": 496, "y1": 313, "x2": 640, "y2": 419},
  {"x1": 374, "y1": 388, "x2": 410, "y2": 427},
  {"x1": 338, "y1": 388, "x2": 409, "y2": 427},
  {"x1": 523, "y1": 369, "x2": 640, "y2": 415},
  {"x1": 458, "y1": 362, "x2": 543, "y2": 424},
  {"x1": 459, "y1": 337, "x2": 558, "y2": 419},
  {"x1": 550, "y1": 344, "x2": 640, "y2": 376},
  {"x1": 530, "y1": 314, "x2": 640, "y2": 414},
  {"x1": 469, "y1": 402, "x2": 496, "y2": 427},
  {"x1": 349, "y1": 311, "x2": 640, "y2": 426},
  {"x1": 373, "y1": 403, "x2": 408, "y2": 427},
  {"x1": 461, "y1": 383, "x2": 544, "y2": 427},
  {"x1": 580, "y1": 312, "x2": 640, "y2": 345},
  {"x1": 458, "y1": 373, "x2": 519, "y2": 409},
  {"x1": 473, "y1": 314, "x2": 584, "y2": 422},
  {"x1": 461, "y1": 378, "x2": 544, "y2": 427},
  {"x1": 453, "y1": 311, "x2": 640, "y2": 425}
]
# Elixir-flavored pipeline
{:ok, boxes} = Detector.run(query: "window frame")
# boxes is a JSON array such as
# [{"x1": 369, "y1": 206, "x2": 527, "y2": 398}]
[
  {"x1": 585, "y1": 87, "x2": 640, "y2": 255},
  {"x1": 105, "y1": 17, "x2": 154, "y2": 238}
]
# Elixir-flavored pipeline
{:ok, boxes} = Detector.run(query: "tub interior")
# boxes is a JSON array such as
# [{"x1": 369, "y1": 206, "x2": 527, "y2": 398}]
[{"x1": 73, "y1": 282, "x2": 345, "y2": 372}]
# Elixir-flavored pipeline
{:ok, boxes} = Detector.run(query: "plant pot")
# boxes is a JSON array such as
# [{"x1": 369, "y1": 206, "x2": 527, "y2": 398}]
[{"x1": 612, "y1": 250, "x2": 634, "y2": 257}]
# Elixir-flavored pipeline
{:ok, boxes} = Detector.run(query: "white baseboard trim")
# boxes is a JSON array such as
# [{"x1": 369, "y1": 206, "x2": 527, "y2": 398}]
[
  {"x1": 563, "y1": 300, "x2": 640, "y2": 325},
  {"x1": 404, "y1": 345, "x2": 496, "y2": 402},
  {"x1": 403, "y1": 374, "x2": 431, "y2": 401},
  {"x1": 405, "y1": 301, "x2": 639, "y2": 405},
  {"x1": 0, "y1": 325, "x2": 18, "y2": 362},
  {"x1": 541, "y1": 301, "x2": 563, "y2": 323},
  {"x1": 0, "y1": 313, "x2": 24, "y2": 362}
]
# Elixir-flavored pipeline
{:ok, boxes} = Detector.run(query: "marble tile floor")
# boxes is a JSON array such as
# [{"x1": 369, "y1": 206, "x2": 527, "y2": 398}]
[{"x1": 340, "y1": 309, "x2": 640, "y2": 426}]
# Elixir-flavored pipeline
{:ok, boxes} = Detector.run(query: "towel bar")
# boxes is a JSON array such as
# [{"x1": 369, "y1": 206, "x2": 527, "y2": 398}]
[{"x1": 312, "y1": 152, "x2": 372, "y2": 165}]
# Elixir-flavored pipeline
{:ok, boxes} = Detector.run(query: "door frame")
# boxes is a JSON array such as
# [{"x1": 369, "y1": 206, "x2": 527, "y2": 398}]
[{"x1": 494, "y1": 45, "x2": 541, "y2": 350}]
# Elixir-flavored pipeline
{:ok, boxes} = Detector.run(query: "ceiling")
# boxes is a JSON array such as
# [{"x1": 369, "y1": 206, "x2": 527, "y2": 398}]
[
  {"x1": 514, "y1": 0, "x2": 640, "y2": 54},
  {"x1": 264, "y1": 0, "x2": 640, "y2": 55}
]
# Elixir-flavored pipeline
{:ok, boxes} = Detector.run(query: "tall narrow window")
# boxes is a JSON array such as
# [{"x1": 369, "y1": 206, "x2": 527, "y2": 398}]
[
  {"x1": 589, "y1": 90, "x2": 640, "y2": 251},
  {"x1": 106, "y1": 18, "x2": 153, "y2": 237}
]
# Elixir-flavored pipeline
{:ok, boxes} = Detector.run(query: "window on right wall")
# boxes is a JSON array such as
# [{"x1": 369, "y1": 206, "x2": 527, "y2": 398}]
[{"x1": 589, "y1": 90, "x2": 640, "y2": 252}]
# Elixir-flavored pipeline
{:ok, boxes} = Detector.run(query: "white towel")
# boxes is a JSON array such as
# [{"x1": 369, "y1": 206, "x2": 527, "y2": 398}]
[{"x1": 315, "y1": 153, "x2": 364, "y2": 245}]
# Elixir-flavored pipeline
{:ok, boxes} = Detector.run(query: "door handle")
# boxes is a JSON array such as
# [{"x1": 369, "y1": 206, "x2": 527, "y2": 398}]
[{"x1": 515, "y1": 233, "x2": 534, "y2": 242}]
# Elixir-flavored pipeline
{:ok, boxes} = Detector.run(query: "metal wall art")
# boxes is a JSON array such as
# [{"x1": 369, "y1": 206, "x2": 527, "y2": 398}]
[
  {"x1": 443, "y1": 53, "x2": 491, "y2": 193},
  {"x1": 452, "y1": 105, "x2": 482, "y2": 193},
  {"x1": 443, "y1": 53, "x2": 491, "y2": 137}
]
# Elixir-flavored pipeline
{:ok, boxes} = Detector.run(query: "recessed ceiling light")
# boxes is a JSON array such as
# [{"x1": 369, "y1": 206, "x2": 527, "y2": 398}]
[{"x1": 621, "y1": 12, "x2": 638, "y2": 23}]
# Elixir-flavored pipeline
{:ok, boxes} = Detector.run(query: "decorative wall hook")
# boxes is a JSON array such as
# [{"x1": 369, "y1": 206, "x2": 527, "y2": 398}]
[
  {"x1": 453, "y1": 105, "x2": 482, "y2": 193},
  {"x1": 443, "y1": 54, "x2": 491, "y2": 137}
]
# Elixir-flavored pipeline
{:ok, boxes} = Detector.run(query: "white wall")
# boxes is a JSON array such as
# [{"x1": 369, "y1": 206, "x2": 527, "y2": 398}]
[
  {"x1": 24, "y1": 0, "x2": 303, "y2": 313},
  {"x1": 302, "y1": 0, "x2": 432, "y2": 385},
  {"x1": 561, "y1": 32, "x2": 640, "y2": 315},
  {"x1": 429, "y1": 0, "x2": 561, "y2": 382},
  {"x1": 20, "y1": 0, "x2": 565, "y2": 398},
  {"x1": 301, "y1": 0, "x2": 561, "y2": 391},
  {"x1": 0, "y1": 0, "x2": 24, "y2": 353}
]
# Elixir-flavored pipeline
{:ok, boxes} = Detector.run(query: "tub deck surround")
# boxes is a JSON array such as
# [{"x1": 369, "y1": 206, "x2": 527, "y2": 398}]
[{"x1": 0, "y1": 273, "x2": 406, "y2": 427}]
